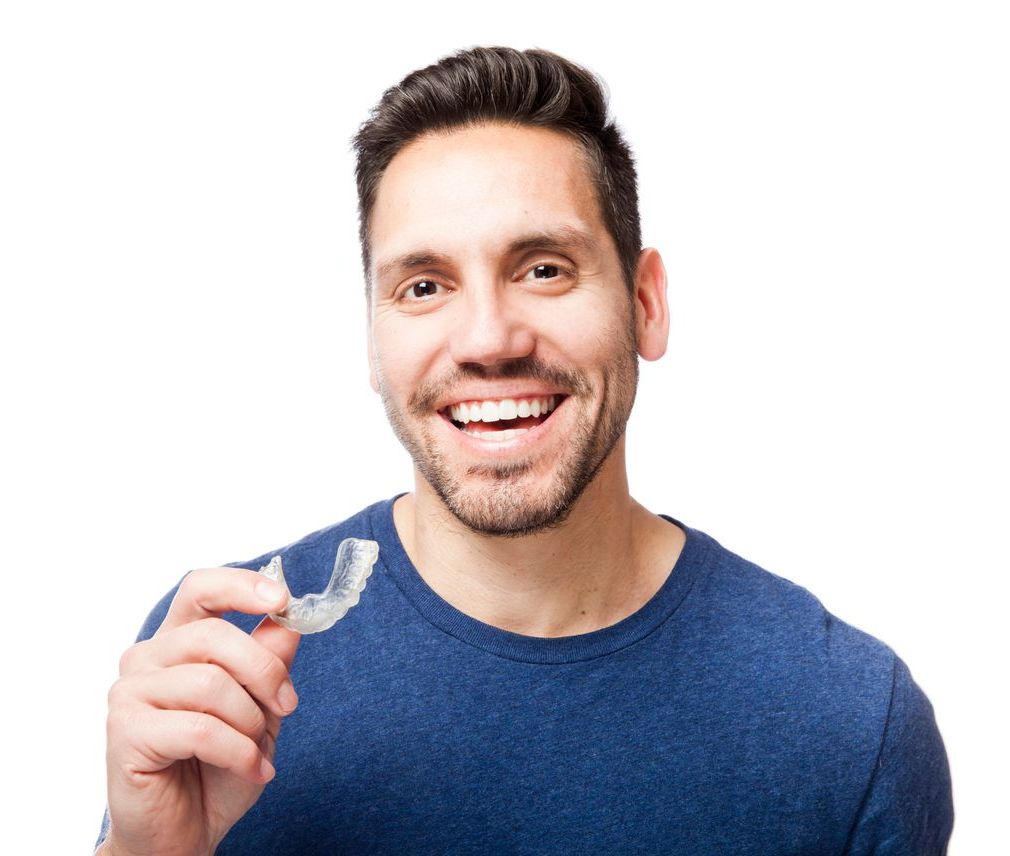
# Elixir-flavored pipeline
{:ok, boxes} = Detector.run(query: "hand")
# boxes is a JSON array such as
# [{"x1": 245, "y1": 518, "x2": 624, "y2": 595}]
[{"x1": 102, "y1": 568, "x2": 301, "y2": 856}]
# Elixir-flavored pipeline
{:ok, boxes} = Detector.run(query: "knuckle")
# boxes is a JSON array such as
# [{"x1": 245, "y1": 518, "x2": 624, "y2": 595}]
[
  {"x1": 240, "y1": 738, "x2": 262, "y2": 772},
  {"x1": 106, "y1": 676, "x2": 131, "y2": 710},
  {"x1": 106, "y1": 702, "x2": 141, "y2": 740},
  {"x1": 174, "y1": 567, "x2": 218, "y2": 608},
  {"x1": 249, "y1": 704, "x2": 268, "y2": 740},
  {"x1": 176, "y1": 569, "x2": 204, "y2": 600},
  {"x1": 193, "y1": 616, "x2": 230, "y2": 648},
  {"x1": 250, "y1": 650, "x2": 284, "y2": 686},
  {"x1": 187, "y1": 713, "x2": 216, "y2": 746},
  {"x1": 118, "y1": 640, "x2": 145, "y2": 676},
  {"x1": 192, "y1": 662, "x2": 229, "y2": 696}
]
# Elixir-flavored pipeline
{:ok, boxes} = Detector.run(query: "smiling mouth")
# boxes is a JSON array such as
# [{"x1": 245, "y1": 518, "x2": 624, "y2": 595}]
[{"x1": 440, "y1": 395, "x2": 565, "y2": 443}]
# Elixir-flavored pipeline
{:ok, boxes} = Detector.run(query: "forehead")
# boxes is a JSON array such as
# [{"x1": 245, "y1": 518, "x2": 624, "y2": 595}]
[{"x1": 369, "y1": 123, "x2": 607, "y2": 278}]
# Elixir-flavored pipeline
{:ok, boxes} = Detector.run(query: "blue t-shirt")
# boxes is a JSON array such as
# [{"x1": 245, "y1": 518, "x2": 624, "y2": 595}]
[{"x1": 98, "y1": 496, "x2": 953, "y2": 854}]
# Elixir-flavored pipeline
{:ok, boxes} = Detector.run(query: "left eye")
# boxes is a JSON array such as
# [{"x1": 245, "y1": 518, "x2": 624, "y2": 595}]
[{"x1": 531, "y1": 264, "x2": 560, "y2": 279}]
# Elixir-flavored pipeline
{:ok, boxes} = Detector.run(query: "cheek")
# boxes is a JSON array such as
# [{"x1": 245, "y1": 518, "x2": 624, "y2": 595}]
[
  {"x1": 546, "y1": 299, "x2": 632, "y2": 362},
  {"x1": 371, "y1": 321, "x2": 447, "y2": 393}
]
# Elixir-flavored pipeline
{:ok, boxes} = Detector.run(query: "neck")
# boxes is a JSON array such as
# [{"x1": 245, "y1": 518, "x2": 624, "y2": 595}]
[{"x1": 392, "y1": 438, "x2": 685, "y2": 637}]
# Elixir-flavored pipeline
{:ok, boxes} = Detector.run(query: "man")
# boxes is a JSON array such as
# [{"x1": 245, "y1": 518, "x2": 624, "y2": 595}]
[{"x1": 98, "y1": 47, "x2": 953, "y2": 854}]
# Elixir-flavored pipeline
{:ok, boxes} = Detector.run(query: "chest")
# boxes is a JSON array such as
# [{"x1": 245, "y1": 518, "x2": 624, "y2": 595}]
[{"x1": 219, "y1": 636, "x2": 860, "y2": 854}]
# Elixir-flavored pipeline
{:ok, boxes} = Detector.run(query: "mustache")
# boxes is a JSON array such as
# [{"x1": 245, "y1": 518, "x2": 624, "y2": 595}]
[{"x1": 408, "y1": 357, "x2": 591, "y2": 416}]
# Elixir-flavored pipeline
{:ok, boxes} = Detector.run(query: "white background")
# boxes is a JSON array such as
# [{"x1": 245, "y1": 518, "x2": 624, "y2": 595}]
[{"x1": 1, "y1": 1, "x2": 1006, "y2": 852}]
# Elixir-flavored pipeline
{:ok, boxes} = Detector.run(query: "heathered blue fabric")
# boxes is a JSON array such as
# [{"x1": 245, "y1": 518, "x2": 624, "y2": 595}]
[{"x1": 97, "y1": 495, "x2": 953, "y2": 854}]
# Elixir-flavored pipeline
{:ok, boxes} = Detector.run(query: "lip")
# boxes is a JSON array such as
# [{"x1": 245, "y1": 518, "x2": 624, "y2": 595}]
[{"x1": 436, "y1": 394, "x2": 568, "y2": 455}]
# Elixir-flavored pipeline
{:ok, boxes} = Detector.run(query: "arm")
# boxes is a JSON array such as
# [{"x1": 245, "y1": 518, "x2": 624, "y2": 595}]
[{"x1": 844, "y1": 656, "x2": 954, "y2": 855}]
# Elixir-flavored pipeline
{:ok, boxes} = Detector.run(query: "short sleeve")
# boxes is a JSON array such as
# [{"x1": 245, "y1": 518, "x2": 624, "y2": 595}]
[{"x1": 844, "y1": 656, "x2": 954, "y2": 854}]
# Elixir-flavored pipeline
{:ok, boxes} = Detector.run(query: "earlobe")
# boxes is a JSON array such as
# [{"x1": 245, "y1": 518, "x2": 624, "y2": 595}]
[{"x1": 634, "y1": 248, "x2": 670, "y2": 361}]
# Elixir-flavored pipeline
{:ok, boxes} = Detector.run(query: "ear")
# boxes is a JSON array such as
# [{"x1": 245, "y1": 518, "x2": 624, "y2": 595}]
[{"x1": 633, "y1": 247, "x2": 670, "y2": 361}]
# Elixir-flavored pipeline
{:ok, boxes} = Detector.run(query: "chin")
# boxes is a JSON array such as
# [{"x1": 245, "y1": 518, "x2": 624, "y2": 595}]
[
  {"x1": 423, "y1": 444, "x2": 608, "y2": 539},
  {"x1": 440, "y1": 488, "x2": 577, "y2": 538}
]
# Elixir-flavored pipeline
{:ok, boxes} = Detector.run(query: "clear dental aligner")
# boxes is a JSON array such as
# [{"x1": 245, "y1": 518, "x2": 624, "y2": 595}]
[{"x1": 257, "y1": 537, "x2": 379, "y2": 634}]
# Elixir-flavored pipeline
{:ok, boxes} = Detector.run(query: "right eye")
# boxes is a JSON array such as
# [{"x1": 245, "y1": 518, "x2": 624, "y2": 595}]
[{"x1": 403, "y1": 280, "x2": 442, "y2": 301}]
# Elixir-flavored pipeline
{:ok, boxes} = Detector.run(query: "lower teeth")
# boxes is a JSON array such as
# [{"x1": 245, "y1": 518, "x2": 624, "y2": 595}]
[{"x1": 462, "y1": 427, "x2": 530, "y2": 443}]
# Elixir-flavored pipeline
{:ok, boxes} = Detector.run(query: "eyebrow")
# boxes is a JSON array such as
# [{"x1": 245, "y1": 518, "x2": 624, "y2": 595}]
[{"x1": 374, "y1": 225, "x2": 598, "y2": 284}]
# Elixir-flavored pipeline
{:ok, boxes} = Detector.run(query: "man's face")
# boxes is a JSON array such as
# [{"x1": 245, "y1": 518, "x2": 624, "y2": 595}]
[{"x1": 367, "y1": 122, "x2": 641, "y2": 537}]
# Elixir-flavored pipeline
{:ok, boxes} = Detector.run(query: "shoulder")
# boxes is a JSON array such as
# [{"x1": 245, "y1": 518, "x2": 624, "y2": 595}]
[
  {"x1": 677, "y1": 525, "x2": 904, "y2": 751},
  {"x1": 133, "y1": 496, "x2": 398, "y2": 641},
  {"x1": 686, "y1": 525, "x2": 898, "y2": 680},
  {"x1": 674, "y1": 526, "x2": 953, "y2": 849}
]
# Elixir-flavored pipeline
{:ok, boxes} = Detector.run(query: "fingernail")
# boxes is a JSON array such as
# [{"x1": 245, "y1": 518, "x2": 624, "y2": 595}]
[
  {"x1": 259, "y1": 757, "x2": 276, "y2": 783},
  {"x1": 278, "y1": 679, "x2": 298, "y2": 714},
  {"x1": 256, "y1": 579, "x2": 286, "y2": 605}
]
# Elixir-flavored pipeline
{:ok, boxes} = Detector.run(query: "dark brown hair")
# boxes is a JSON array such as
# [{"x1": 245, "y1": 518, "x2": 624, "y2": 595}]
[{"x1": 351, "y1": 46, "x2": 641, "y2": 297}]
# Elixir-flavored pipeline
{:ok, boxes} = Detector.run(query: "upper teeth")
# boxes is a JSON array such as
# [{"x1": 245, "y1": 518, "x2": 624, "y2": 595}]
[{"x1": 448, "y1": 395, "x2": 559, "y2": 424}]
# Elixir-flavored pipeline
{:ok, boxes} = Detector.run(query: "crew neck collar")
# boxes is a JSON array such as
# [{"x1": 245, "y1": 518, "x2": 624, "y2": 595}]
[{"x1": 368, "y1": 494, "x2": 712, "y2": 664}]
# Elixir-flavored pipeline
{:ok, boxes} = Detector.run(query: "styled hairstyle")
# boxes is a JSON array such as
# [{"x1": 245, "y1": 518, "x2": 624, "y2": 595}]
[{"x1": 351, "y1": 46, "x2": 641, "y2": 297}]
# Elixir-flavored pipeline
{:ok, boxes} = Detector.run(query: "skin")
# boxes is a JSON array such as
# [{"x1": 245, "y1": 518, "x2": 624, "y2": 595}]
[
  {"x1": 101, "y1": 572, "x2": 300, "y2": 855},
  {"x1": 368, "y1": 123, "x2": 685, "y2": 637},
  {"x1": 101, "y1": 120, "x2": 685, "y2": 854}
]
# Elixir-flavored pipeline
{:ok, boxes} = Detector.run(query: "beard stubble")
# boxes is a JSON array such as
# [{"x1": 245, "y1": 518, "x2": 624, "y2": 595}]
[{"x1": 376, "y1": 323, "x2": 639, "y2": 538}]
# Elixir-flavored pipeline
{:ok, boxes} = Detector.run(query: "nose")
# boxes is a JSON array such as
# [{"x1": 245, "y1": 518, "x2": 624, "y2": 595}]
[{"x1": 447, "y1": 283, "x2": 536, "y2": 367}]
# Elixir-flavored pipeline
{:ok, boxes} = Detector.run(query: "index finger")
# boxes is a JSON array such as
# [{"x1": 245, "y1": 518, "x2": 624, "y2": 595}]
[{"x1": 156, "y1": 566, "x2": 288, "y2": 635}]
